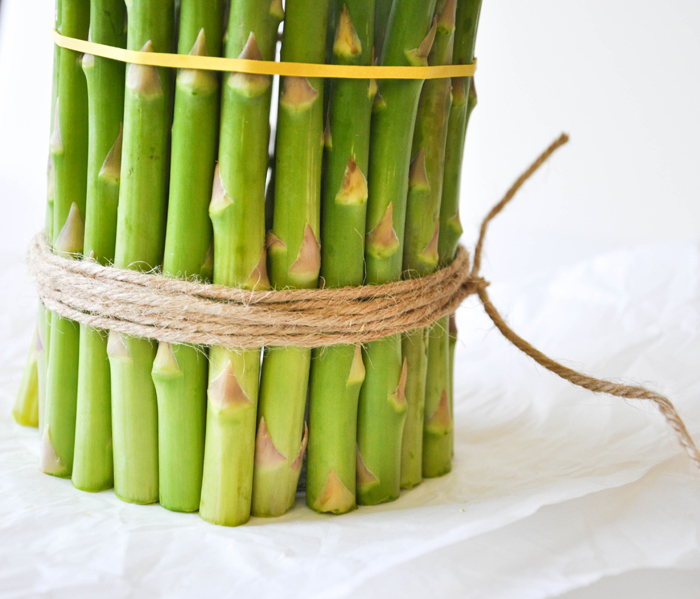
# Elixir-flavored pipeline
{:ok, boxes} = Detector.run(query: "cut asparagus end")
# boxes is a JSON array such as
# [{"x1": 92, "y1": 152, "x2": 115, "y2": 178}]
[
  {"x1": 335, "y1": 157, "x2": 368, "y2": 206},
  {"x1": 366, "y1": 202, "x2": 400, "y2": 259},
  {"x1": 53, "y1": 203, "x2": 85, "y2": 255}
]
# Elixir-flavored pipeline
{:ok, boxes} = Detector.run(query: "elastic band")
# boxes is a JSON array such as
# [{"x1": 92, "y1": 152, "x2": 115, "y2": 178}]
[{"x1": 53, "y1": 30, "x2": 477, "y2": 80}]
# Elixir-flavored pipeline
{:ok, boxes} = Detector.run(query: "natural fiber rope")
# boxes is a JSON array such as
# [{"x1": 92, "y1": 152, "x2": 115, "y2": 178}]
[{"x1": 26, "y1": 133, "x2": 700, "y2": 468}]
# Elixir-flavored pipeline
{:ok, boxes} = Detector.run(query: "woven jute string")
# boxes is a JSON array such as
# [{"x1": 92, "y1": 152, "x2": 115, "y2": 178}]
[{"x1": 27, "y1": 134, "x2": 700, "y2": 468}]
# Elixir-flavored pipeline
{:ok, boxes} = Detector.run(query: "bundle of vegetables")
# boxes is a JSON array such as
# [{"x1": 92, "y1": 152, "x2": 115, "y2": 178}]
[{"x1": 20, "y1": 0, "x2": 481, "y2": 526}]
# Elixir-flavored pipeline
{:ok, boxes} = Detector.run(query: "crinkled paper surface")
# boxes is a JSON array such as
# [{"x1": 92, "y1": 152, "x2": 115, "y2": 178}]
[{"x1": 1, "y1": 242, "x2": 699, "y2": 599}]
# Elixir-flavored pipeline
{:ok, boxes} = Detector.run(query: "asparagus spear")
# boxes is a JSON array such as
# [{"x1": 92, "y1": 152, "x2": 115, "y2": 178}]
[
  {"x1": 199, "y1": 0, "x2": 282, "y2": 527},
  {"x1": 356, "y1": 0, "x2": 437, "y2": 506},
  {"x1": 42, "y1": 0, "x2": 90, "y2": 478},
  {"x1": 13, "y1": 329, "x2": 39, "y2": 428},
  {"x1": 307, "y1": 1, "x2": 375, "y2": 515},
  {"x1": 71, "y1": 0, "x2": 126, "y2": 494},
  {"x1": 425, "y1": 0, "x2": 481, "y2": 477},
  {"x1": 373, "y1": 0, "x2": 393, "y2": 60},
  {"x1": 252, "y1": 0, "x2": 330, "y2": 518},
  {"x1": 401, "y1": 0, "x2": 456, "y2": 489},
  {"x1": 108, "y1": 0, "x2": 175, "y2": 505},
  {"x1": 152, "y1": 0, "x2": 224, "y2": 515}
]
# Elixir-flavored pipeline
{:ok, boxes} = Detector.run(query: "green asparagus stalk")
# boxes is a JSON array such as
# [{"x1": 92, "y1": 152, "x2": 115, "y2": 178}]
[
  {"x1": 426, "y1": 0, "x2": 481, "y2": 476},
  {"x1": 356, "y1": 0, "x2": 437, "y2": 506},
  {"x1": 153, "y1": 0, "x2": 224, "y2": 514},
  {"x1": 307, "y1": 1, "x2": 375, "y2": 515},
  {"x1": 71, "y1": 0, "x2": 126, "y2": 494},
  {"x1": 199, "y1": 0, "x2": 282, "y2": 527},
  {"x1": 373, "y1": 0, "x2": 393, "y2": 60},
  {"x1": 108, "y1": 0, "x2": 175, "y2": 505},
  {"x1": 13, "y1": 329, "x2": 39, "y2": 428},
  {"x1": 401, "y1": 0, "x2": 456, "y2": 488},
  {"x1": 42, "y1": 0, "x2": 90, "y2": 478},
  {"x1": 448, "y1": 312, "x2": 457, "y2": 454},
  {"x1": 252, "y1": 0, "x2": 330, "y2": 518}
]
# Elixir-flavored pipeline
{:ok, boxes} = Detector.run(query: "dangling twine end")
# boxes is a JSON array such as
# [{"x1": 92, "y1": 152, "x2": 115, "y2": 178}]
[{"x1": 472, "y1": 132, "x2": 700, "y2": 471}]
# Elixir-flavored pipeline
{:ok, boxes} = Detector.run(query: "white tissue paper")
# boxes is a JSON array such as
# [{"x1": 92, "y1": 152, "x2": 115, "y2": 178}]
[{"x1": 1, "y1": 241, "x2": 699, "y2": 599}]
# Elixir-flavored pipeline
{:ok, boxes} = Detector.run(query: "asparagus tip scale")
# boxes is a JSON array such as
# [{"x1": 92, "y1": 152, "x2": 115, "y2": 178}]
[
  {"x1": 35, "y1": 329, "x2": 44, "y2": 353},
  {"x1": 438, "y1": 0, "x2": 458, "y2": 33},
  {"x1": 82, "y1": 52, "x2": 95, "y2": 69},
  {"x1": 447, "y1": 207, "x2": 464, "y2": 236},
  {"x1": 418, "y1": 222, "x2": 440, "y2": 267},
  {"x1": 99, "y1": 125, "x2": 123, "y2": 184},
  {"x1": 334, "y1": 5, "x2": 362, "y2": 60},
  {"x1": 269, "y1": 0, "x2": 285, "y2": 21},
  {"x1": 280, "y1": 77, "x2": 319, "y2": 113},
  {"x1": 49, "y1": 101, "x2": 63, "y2": 154},
  {"x1": 372, "y1": 90, "x2": 386, "y2": 113},
  {"x1": 366, "y1": 202, "x2": 400, "y2": 259},
  {"x1": 47, "y1": 157, "x2": 55, "y2": 201},
  {"x1": 288, "y1": 224, "x2": 321, "y2": 283},
  {"x1": 388, "y1": 358, "x2": 408, "y2": 411},
  {"x1": 290, "y1": 422, "x2": 309, "y2": 471},
  {"x1": 127, "y1": 42, "x2": 163, "y2": 97},
  {"x1": 54, "y1": 203, "x2": 85, "y2": 255},
  {"x1": 178, "y1": 30, "x2": 218, "y2": 93},
  {"x1": 425, "y1": 389, "x2": 452, "y2": 434},
  {"x1": 335, "y1": 158, "x2": 368, "y2": 206},
  {"x1": 208, "y1": 360, "x2": 252, "y2": 411},
  {"x1": 324, "y1": 119, "x2": 333, "y2": 149},
  {"x1": 347, "y1": 344, "x2": 366, "y2": 386},
  {"x1": 201, "y1": 241, "x2": 214, "y2": 281},
  {"x1": 209, "y1": 165, "x2": 234, "y2": 215},
  {"x1": 152, "y1": 342, "x2": 181, "y2": 376},
  {"x1": 107, "y1": 332, "x2": 131, "y2": 360},
  {"x1": 405, "y1": 18, "x2": 438, "y2": 67},
  {"x1": 267, "y1": 231, "x2": 287, "y2": 254},
  {"x1": 228, "y1": 34, "x2": 271, "y2": 96},
  {"x1": 313, "y1": 468, "x2": 355, "y2": 513},
  {"x1": 40, "y1": 427, "x2": 65, "y2": 475},
  {"x1": 356, "y1": 446, "x2": 379, "y2": 490},
  {"x1": 451, "y1": 77, "x2": 467, "y2": 107},
  {"x1": 369, "y1": 78, "x2": 378, "y2": 100},
  {"x1": 254, "y1": 417, "x2": 287, "y2": 468},
  {"x1": 409, "y1": 148, "x2": 430, "y2": 190},
  {"x1": 244, "y1": 247, "x2": 271, "y2": 290}
]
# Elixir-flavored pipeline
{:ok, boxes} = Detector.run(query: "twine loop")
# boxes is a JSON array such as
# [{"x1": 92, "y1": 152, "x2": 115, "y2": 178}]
[{"x1": 27, "y1": 133, "x2": 700, "y2": 470}]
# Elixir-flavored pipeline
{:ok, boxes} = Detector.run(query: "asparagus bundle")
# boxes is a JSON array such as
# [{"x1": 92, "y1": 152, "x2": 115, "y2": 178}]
[
  {"x1": 71, "y1": 0, "x2": 126, "y2": 494},
  {"x1": 307, "y1": 0, "x2": 375, "y2": 515},
  {"x1": 252, "y1": 0, "x2": 329, "y2": 518},
  {"x1": 152, "y1": 0, "x2": 224, "y2": 515},
  {"x1": 356, "y1": 0, "x2": 437, "y2": 506},
  {"x1": 107, "y1": 0, "x2": 175, "y2": 505},
  {"x1": 12, "y1": 330, "x2": 39, "y2": 428},
  {"x1": 401, "y1": 0, "x2": 457, "y2": 489},
  {"x1": 425, "y1": 0, "x2": 481, "y2": 477},
  {"x1": 199, "y1": 0, "x2": 282, "y2": 527},
  {"x1": 42, "y1": 0, "x2": 90, "y2": 478}
]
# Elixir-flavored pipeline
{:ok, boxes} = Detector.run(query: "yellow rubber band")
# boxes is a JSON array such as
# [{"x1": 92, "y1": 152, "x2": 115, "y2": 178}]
[{"x1": 53, "y1": 30, "x2": 477, "y2": 80}]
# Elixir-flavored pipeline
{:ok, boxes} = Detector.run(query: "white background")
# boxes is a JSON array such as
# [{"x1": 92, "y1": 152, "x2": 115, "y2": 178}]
[{"x1": 1, "y1": 1, "x2": 700, "y2": 598}]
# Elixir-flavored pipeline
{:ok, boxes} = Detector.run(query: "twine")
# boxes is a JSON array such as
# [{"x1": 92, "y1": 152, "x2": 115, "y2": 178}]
[{"x1": 26, "y1": 134, "x2": 700, "y2": 469}]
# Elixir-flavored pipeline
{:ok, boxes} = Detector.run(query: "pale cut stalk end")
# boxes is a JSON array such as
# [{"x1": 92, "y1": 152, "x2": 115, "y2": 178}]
[
  {"x1": 334, "y1": 4, "x2": 362, "y2": 60},
  {"x1": 409, "y1": 148, "x2": 430, "y2": 191},
  {"x1": 347, "y1": 344, "x2": 366, "y2": 386},
  {"x1": 254, "y1": 417, "x2": 287, "y2": 468},
  {"x1": 405, "y1": 18, "x2": 438, "y2": 67},
  {"x1": 280, "y1": 77, "x2": 319, "y2": 112},
  {"x1": 356, "y1": 446, "x2": 379, "y2": 490},
  {"x1": 313, "y1": 468, "x2": 355, "y2": 513},
  {"x1": 54, "y1": 203, "x2": 85, "y2": 255},
  {"x1": 99, "y1": 124, "x2": 123, "y2": 184},
  {"x1": 288, "y1": 224, "x2": 321, "y2": 283},
  {"x1": 335, "y1": 157, "x2": 368, "y2": 206},
  {"x1": 388, "y1": 358, "x2": 408, "y2": 410},
  {"x1": 366, "y1": 202, "x2": 400, "y2": 259},
  {"x1": 208, "y1": 360, "x2": 252, "y2": 411},
  {"x1": 152, "y1": 342, "x2": 181, "y2": 376},
  {"x1": 127, "y1": 42, "x2": 163, "y2": 97}
]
